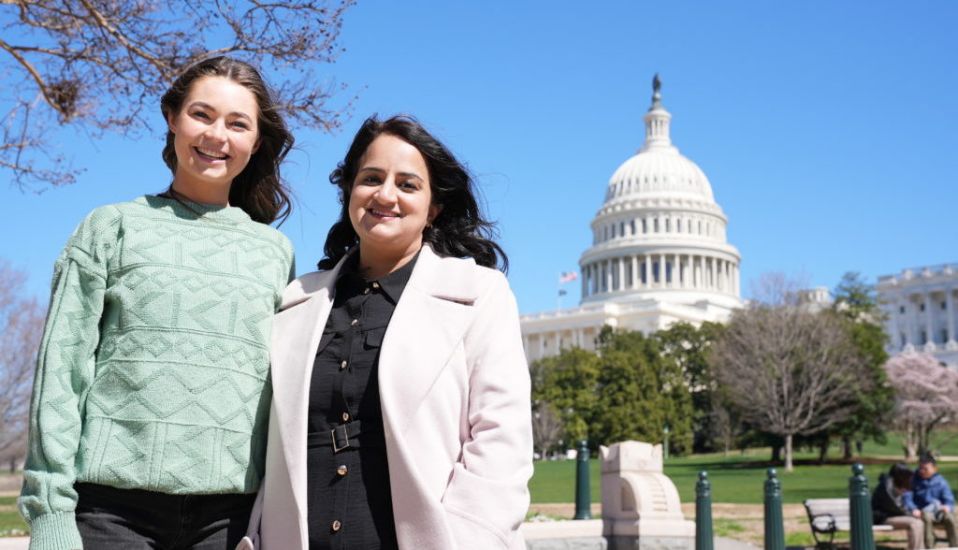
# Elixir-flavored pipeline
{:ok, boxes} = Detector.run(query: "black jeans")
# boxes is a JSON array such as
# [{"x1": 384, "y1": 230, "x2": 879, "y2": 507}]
[{"x1": 75, "y1": 483, "x2": 255, "y2": 550}]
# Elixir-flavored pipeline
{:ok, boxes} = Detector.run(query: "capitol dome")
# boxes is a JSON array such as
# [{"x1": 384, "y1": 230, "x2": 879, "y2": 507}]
[
  {"x1": 605, "y1": 142, "x2": 714, "y2": 203},
  {"x1": 579, "y1": 75, "x2": 741, "y2": 307}
]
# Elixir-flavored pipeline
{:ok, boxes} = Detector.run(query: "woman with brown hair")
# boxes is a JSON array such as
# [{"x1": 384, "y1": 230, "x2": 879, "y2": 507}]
[{"x1": 19, "y1": 56, "x2": 295, "y2": 550}]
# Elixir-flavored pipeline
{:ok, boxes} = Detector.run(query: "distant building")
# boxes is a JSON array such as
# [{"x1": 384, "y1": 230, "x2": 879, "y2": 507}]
[
  {"x1": 877, "y1": 264, "x2": 958, "y2": 367},
  {"x1": 520, "y1": 77, "x2": 742, "y2": 363}
]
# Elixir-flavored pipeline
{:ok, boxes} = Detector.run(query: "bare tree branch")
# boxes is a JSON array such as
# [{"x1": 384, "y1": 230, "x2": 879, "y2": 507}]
[
  {"x1": 711, "y1": 299, "x2": 872, "y2": 471},
  {"x1": 2, "y1": 0, "x2": 356, "y2": 191}
]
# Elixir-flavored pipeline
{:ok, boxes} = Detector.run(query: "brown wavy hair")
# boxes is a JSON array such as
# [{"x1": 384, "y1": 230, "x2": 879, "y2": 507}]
[{"x1": 160, "y1": 56, "x2": 293, "y2": 224}]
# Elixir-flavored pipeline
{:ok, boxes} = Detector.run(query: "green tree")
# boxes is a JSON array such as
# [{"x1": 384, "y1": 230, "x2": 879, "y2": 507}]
[
  {"x1": 593, "y1": 329, "x2": 694, "y2": 455},
  {"x1": 530, "y1": 348, "x2": 601, "y2": 446},
  {"x1": 654, "y1": 321, "x2": 725, "y2": 452},
  {"x1": 827, "y1": 272, "x2": 893, "y2": 459}
]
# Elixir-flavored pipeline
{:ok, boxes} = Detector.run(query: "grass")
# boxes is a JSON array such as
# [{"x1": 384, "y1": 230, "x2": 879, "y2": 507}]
[
  {"x1": 713, "y1": 518, "x2": 746, "y2": 537},
  {"x1": 531, "y1": 447, "x2": 958, "y2": 504},
  {"x1": 0, "y1": 496, "x2": 27, "y2": 537}
]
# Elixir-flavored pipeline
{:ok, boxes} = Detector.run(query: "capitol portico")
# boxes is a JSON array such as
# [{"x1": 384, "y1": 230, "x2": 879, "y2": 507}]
[
  {"x1": 521, "y1": 77, "x2": 742, "y2": 362},
  {"x1": 877, "y1": 264, "x2": 958, "y2": 367}
]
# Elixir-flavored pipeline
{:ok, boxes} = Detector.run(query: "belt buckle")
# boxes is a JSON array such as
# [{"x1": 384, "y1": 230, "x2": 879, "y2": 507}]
[{"x1": 331, "y1": 424, "x2": 350, "y2": 453}]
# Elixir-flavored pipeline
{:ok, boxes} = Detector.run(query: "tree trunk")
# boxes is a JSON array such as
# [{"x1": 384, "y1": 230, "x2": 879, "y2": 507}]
[
  {"x1": 818, "y1": 439, "x2": 829, "y2": 464},
  {"x1": 842, "y1": 435, "x2": 853, "y2": 460},
  {"x1": 771, "y1": 445, "x2": 782, "y2": 462},
  {"x1": 785, "y1": 434, "x2": 794, "y2": 472}
]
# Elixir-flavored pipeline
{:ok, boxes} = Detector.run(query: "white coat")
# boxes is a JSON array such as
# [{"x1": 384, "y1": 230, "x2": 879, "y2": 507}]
[{"x1": 238, "y1": 245, "x2": 533, "y2": 550}]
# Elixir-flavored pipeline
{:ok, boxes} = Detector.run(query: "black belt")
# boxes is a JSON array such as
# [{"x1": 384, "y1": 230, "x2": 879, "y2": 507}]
[{"x1": 307, "y1": 420, "x2": 384, "y2": 453}]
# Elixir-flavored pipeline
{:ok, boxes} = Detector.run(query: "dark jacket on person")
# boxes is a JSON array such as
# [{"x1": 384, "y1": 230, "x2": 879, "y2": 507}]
[{"x1": 872, "y1": 473, "x2": 910, "y2": 524}]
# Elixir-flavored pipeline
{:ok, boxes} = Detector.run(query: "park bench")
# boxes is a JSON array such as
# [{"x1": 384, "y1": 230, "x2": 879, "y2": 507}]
[
  {"x1": 804, "y1": 498, "x2": 950, "y2": 548},
  {"x1": 804, "y1": 498, "x2": 893, "y2": 547}
]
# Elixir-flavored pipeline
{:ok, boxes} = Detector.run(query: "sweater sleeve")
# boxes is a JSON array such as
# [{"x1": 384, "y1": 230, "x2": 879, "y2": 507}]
[{"x1": 19, "y1": 207, "x2": 119, "y2": 550}]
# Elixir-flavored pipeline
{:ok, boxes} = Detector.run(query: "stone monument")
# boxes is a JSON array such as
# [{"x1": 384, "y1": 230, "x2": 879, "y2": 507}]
[{"x1": 601, "y1": 441, "x2": 694, "y2": 550}]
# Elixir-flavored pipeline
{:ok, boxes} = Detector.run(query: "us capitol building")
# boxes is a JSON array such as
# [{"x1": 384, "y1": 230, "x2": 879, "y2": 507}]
[
  {"x1": 520, "y1": 77, "x2": 742, "y2": 362},
  {"x1": 877, "y1": 264, "x2": 958, "y2": 367}
]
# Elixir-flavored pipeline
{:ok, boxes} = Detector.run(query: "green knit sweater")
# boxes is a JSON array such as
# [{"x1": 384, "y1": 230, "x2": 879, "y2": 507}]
[{"x1": 19, "y1": 196, "x2": 294, "y2": 550}]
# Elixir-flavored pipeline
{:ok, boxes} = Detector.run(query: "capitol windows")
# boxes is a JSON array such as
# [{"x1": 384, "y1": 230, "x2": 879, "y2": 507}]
[
  {"x1": 943, "y1": 329, "x2": 950, "y2": 344},
  {"x1": 665, "y1": 218, "x2": 671, "y2": 233},
  {"x1": 900, "y1": 305, "x2": 906, "y2": 314},
  {"x1": 654, "y1": 218, "x2": 660, "y2": 233},
  {"x1": 920, "y1": 302, "x2": 926, "y2": 312},
  {"x1": 900, "y1": 333, "x2": 907, "y2": 348},
  {"x1": 620, "y1": 221, "x2": 625, "y2": 237},
  {"x1": 920, "y1": 330, "x2": 927, "y2": 345},
  {"x1": 630, "y1": 220, "x2": 636, "y2": 235},
  {"x1": 943, "y1": 302, "x2": 948, "y2": 310},
  {"x1": 642, "y1": 218, "x2": 648, "y2": 233}
]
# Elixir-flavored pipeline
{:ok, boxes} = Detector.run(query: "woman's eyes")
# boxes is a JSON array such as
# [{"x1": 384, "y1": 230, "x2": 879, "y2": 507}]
[
  {"x1": 189, "y1": 111, "x2": 250, "y2": 131},
  {"x1": 359, "y1": 175, "x2": 420, "y2": 191}
]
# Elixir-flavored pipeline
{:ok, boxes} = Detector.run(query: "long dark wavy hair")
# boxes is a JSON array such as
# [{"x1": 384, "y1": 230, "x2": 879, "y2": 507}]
[
  {"x1": 160, "y1": 56, "x2": 293, "y2": 224},
  {"x1": 318, "y1": 115, "x2": 507, "y2": 272}
]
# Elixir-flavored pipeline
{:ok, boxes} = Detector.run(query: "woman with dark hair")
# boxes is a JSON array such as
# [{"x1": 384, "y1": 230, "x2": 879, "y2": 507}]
[
  {"x1": 873, "y1": 463, "x2": 924, "y2": 549},
  {"x1": 19, "y1": 56, "x2": 295, "y2": 550},
  {"x1": 244, "y1": 115, "x2": 532, "y2": 550}
]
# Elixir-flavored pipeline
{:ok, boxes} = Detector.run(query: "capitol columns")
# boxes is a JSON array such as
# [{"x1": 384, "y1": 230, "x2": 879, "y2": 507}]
[
  {"x1": 581, "y1": 266, "x2": 588, "y2": 298},
  {"x1": 616, "y1": 257, "x2": 625, "y2": 290},
  {"x1": 947, "y1": 290, "x2": 957, "y2": 347},
  {"x1": 605, "y1": 258, "x2": 612, "y2": 292},
  {"x1": 631, "y1": 255, "x2": 639, "y2": 290},
  {"x1": 645, "y1": 255, "x2": 652, "y2": 289},
  {"x1": 924, "y1": 293, "x2": 935, "y2": 349},
  {"x1": 710, "y1": 257, "x2": 717, "y2": 290}
]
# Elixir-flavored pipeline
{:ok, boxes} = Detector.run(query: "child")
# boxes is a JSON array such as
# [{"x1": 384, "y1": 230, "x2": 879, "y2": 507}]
[{"x1": 906, "y1": 453, "x2": 958, "y2": 548}]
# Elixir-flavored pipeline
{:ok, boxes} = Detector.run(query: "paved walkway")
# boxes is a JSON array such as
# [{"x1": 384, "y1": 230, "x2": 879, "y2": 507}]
[{"x1": 0, "y1": 538, "x2": 27, "y2": 550}]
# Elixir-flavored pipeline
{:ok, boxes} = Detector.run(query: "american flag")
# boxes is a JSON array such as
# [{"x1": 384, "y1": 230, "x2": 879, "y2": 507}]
[{"x1": 558, "y1": 271, "x2": 578, "y2": 284}]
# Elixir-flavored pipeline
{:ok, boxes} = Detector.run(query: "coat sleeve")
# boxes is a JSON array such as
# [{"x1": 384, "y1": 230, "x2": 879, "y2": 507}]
[
  {"x1": 939, "y1": 476, "x2": 956, "y2": 508},
  {"x1": 903, "y1": 489, "x2": 916, "y2": 512},
  {"x1": 18, "y1": 207, "x2": 119, "y2": 550},
  {"x1": 441, "y1": 272, "x2": 533, "y2": 549}
]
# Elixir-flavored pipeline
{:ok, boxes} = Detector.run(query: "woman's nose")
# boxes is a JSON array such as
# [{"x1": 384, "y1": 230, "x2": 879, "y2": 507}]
[
  {"x1": 205, "y1": 120, "x2": 228, "y2": 142},
  {"x1": 375, "y1": 178, "x2": 398, "y2": 202}
]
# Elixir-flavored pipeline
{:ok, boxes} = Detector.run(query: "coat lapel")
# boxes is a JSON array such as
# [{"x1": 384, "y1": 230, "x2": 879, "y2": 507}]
[
  {"x1": 378, "y1": 246, "x2": 480, "y2": 433},
  {"x1": 269, "y1": 258, "x2": 347, "y2": 531}
]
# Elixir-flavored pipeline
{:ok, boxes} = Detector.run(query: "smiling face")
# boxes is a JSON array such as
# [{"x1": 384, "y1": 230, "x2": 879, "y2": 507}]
[
  {"x1": 167, "y1": 76, "x2": 260, "y2": 199},
  {"x1": 919, "y1": 461, "x2": 937, "y2": 479},
  {"x1": 348, "y1": 134, "x2": 440, "y2": 264}
]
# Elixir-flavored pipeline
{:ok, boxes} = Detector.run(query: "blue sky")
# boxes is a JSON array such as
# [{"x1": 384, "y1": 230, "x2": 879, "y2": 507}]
[{"x1": 2, "y1": 1, "x2": 956, "y2": 314}]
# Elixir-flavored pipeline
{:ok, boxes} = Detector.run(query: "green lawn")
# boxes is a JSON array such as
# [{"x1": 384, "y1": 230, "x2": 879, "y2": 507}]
[
  {"x1": 0, "y1": 497, "x2": 27, "y2": 537},
  {"x1": 531, "y1": 449, "x2": 958, "y2": 504}
]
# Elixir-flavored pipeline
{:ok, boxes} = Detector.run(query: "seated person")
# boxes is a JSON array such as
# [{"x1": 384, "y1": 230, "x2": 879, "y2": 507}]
[
  {"x1": 905, "y1": 453, "x2": 958, "y2": 548},
  {"x1": 873, "y1": 463, "x2": 923, "y2": 549}
]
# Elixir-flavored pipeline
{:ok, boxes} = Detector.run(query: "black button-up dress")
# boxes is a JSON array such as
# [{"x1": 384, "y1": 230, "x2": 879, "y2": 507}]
[{"x1": 306, "y1": 253, "x2": 418, "y2": 550}]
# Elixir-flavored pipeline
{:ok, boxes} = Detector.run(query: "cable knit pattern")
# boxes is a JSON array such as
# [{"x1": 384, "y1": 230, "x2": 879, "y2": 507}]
[{"x1": 19, "y1": 195, "x2": 294, "y2": 550}]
